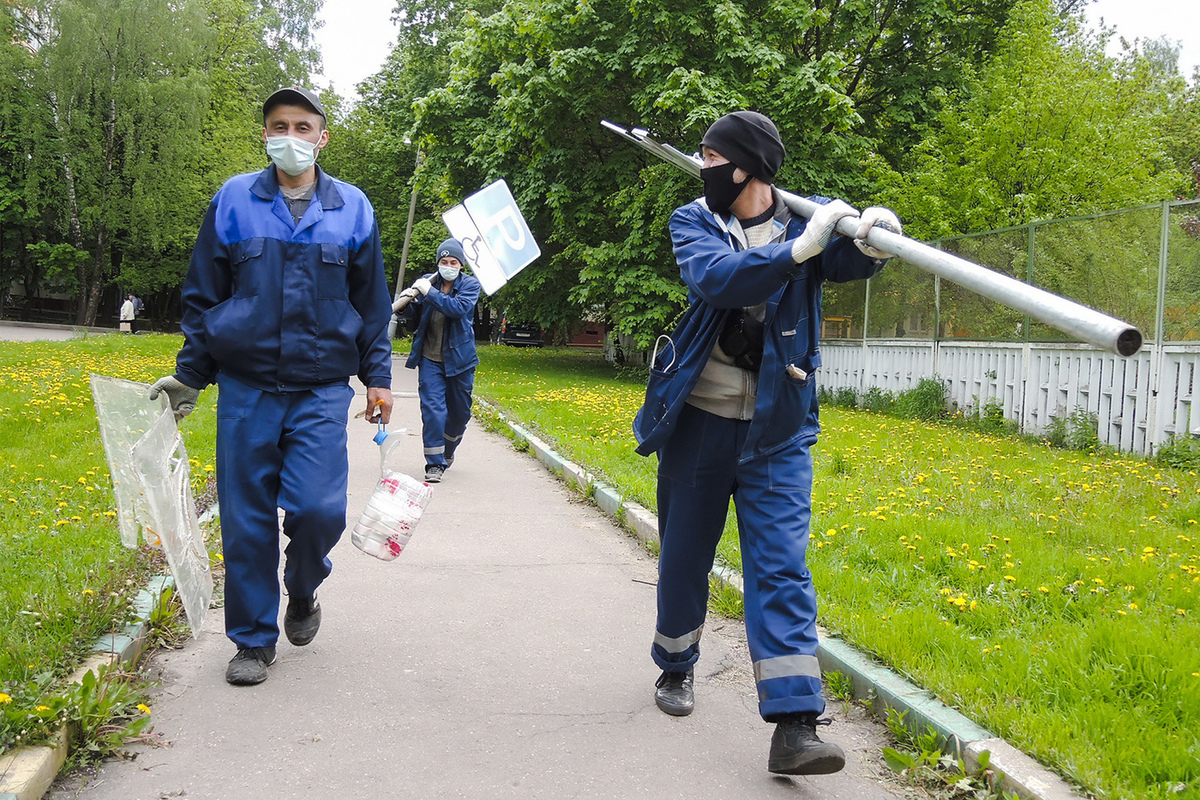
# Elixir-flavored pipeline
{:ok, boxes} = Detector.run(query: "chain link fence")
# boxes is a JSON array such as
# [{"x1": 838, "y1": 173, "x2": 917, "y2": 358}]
[{"x1": 822, "y1": 198, "x2": 1200, "y2": 346}]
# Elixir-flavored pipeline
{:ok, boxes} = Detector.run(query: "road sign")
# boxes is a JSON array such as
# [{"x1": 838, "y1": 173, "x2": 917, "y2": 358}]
[{"x1": 442, "y1": 179, "x2": 540, "y2": 295}]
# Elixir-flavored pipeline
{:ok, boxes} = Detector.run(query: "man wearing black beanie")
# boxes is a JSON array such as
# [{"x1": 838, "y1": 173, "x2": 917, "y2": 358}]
[{"x1": 633, "y1": 110, "x2": 902, "y2": 775}]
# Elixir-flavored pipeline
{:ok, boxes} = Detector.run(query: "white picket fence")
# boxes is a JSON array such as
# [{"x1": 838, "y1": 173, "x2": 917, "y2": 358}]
[{"x1": 820, "y1": 340, "x2": 1200, "y2": 456}]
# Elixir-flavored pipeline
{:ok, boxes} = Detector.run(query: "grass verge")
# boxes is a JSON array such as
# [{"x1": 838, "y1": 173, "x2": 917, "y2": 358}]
[
  {"x1": 475, "y1": 344, "x2": 1200, "y2": 800},
  {"x1": 0, "y1": 333, "x2": 216, "y2": 753}
]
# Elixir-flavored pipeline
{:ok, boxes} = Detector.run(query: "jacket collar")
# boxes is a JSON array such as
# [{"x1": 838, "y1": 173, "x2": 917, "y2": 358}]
[{"x1": 250, "y1": 164, "x2": 345, "y2": 210}]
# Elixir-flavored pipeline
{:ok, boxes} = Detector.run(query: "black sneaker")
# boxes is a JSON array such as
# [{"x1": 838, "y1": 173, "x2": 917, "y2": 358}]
[
  {"x1": 284, "y1": 593, "x2": 321, "y2": 646},
  {"x1": 425, "y1": 465, "x2": 444, "y2": 483},
  {"x1": 767, "y1": 713, "x2": 846, "y2": 775},
  {"x1": 654, "y1": 668, "x2": 694, "y2": 716},
  {"x1": 225, "y1": 646, "x2": 276, "y2": 686}
]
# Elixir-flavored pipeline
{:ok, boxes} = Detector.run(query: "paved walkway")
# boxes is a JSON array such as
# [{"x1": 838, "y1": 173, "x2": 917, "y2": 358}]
[{"x1": 46, "y1": 358, "x2": 905, "y2": 800}]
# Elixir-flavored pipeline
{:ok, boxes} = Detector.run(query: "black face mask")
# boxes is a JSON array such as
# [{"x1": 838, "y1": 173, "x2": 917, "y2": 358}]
[{"x1": 701, "y1": 162, "x2": 751, "y2": 215}]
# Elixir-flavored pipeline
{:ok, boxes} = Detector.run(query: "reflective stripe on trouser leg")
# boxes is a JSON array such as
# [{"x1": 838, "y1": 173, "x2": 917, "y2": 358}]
[
  {"x1": 215, "y1": 374, "x2": 287, "y2": 649},
  {"x1": 653, "y1": 404, "x2": 747, "y2": 671},
  {"x1": 735, "y1": 441, "x2": 824, "y2": 719},
  {"x1": 417, "y1": 358, "x2": 449, "y2": 467},
  {"x1": 279, "y1": 381, "x2": 354, "y2": 603}
]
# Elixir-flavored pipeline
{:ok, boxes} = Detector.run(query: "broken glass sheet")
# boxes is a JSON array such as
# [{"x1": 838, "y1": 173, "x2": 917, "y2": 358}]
[{"x1": 91, "y1": 375, "x2": 213, "y2": 636}]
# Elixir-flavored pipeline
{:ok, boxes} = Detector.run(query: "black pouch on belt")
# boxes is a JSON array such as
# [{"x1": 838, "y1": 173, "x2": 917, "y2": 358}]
[{"x1": 718, "y1": 309, "x2": 765, "y2": 372}]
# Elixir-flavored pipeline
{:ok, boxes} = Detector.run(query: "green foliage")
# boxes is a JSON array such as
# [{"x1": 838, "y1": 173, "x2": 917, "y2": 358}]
[
  {"x1": 1044, "y1": 408, "x2": 1101, "y2": 452},
  {"x1": 707, "y1": 573, "x2": 744, "y2": 619},
  {"x1": 825, "y1": 670, "x2": 855, "y2": 703},
  {"x1": 894, "y1": 378, "x2": 947, "y2": 421},
  {"x1": 882, "y1": 709, "x2": 1017, "y2": 799},
  {"x1": 374, "y1": 0, "x2": 1024, "y2": 344},
  {"x1": 1155, "y1": 435, "x2": 1200, "y2": 469},
  {"x1": 861, "y1": 387, "x2": 894, "y2": 414},
  {"x1": 68, "y1": 666, "x2": 153, "y2": 766},
  {"x1": 877, "y1": 0, "x2": 1187, "y2": 243}
]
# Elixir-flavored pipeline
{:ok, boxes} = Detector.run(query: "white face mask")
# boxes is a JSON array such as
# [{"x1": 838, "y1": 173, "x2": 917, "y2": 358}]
[
  {"x1": 438, "y1": 265, "x2": 461, "y2": 282},
  {"x1": 266, "y1": 134, "x2": 319, "y2": 176}
]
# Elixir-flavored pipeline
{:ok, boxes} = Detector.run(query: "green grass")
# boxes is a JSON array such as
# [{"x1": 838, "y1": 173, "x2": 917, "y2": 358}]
[
  {"x1": 475, "y1": 344, "x2": 1200, "y2": 800},
  {"x1": 0, "y1": 333, "x2": 216, "y2": 748}
]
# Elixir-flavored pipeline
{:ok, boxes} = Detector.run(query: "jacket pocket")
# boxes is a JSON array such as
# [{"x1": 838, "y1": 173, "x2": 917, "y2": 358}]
[
  {"x1": 318, "y1": 243, "x2": 350, "y2": 299},
  {"x1": 203, "y1": 296, "x2": 263, "y2": 367},
  {"x1": 231, "y1": 237, "x2": 265, "y2": 296}
]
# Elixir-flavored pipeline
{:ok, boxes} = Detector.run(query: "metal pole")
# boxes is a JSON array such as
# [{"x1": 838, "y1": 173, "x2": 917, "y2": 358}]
[
  {"x1": 601, "y1": 121, "x2": 1144, "y2": 357},
  {"x1": 388, "y1": 149, "x2": 423, "y2": 339}
]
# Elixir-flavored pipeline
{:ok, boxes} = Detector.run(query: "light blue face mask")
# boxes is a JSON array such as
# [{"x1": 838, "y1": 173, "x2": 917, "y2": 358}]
[
  {"x1": 266, "y1": 134, "x2": 319, "y2": 176},
  {"x1": 438, "y1": 265, "x2": 461, "y2": 282}
]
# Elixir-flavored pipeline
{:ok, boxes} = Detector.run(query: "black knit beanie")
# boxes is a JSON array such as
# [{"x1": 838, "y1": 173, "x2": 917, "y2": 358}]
[{"x1": 700, "y1": 111, "x2": 786, "y2": 184}]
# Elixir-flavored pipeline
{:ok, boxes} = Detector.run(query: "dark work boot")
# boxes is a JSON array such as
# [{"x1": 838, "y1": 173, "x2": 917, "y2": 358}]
[
  {"x1": 768, "y1": 713, "x2": 846, "y2": 775},
  {"x1": 225, "y1": 646, "x2": 276, "y2": 686},
  {"x1": 654, "y1": 669, "x2": 694, "y2": 716},
  {"x1": 284, "y1": 593, "x2": 321, "y2": 646}
]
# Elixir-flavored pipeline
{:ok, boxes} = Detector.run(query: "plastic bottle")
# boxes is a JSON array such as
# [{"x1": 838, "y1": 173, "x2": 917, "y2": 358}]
[{"x1": 351, "y1": 471, "x2": 433, "y2": 562}]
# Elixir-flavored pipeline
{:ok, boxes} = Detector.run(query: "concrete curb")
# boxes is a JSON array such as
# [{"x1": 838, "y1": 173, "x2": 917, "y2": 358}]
[
  {"x1": 480, "y1": 400, "x2": 1084, "y2": 800},
  {"x1": 0, "y1": 321, "x2": 113, "y2": 336},
  {"x1": 0, "y1": 576, "x2": 175, "y2": 800}
]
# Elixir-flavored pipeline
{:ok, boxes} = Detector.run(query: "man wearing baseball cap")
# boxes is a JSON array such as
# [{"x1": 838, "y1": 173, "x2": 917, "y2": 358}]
[
  {"x1": 150, "y1": 87, "x2": 394, "y2": 686},
  {"x1": 633, "y1": 110, "x2": 902, "y2": 774}
]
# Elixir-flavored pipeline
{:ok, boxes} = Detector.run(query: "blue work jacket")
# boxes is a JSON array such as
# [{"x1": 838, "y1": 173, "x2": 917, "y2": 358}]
[
  {"x1": 403, "y1": 271, "x2": 482, "y2": 378},
  {"x1": 177, "y1": 165, "x2": 393, "y2": 392},
  {"x1": 633, "y1": 194, "x2": 885, "y2": 461}
]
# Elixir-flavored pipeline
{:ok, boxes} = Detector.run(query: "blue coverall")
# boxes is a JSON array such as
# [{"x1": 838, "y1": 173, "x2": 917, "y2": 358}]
[
  {"x1": 404, "y1": 271, "x2": 481, "y2": 468},
  {"x1": 634, "y1": 193, "x2": 884, "y2": 720},
  {"x1": 176, "y1": 165, "x2": 392, "y2": 649}
]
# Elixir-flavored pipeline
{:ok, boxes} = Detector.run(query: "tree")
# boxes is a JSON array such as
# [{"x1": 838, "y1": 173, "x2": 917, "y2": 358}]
[
  {"x1": 392, "y1": 0, "x2": 1021, "y2": 346},
  {"x1": 874, "y1": 0, "x2": 1187, "y2": 241}
]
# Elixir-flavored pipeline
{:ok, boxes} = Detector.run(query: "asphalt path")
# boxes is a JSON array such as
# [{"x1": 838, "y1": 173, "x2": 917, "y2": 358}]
[{"x1": 38, "y1": 343, "x2": 906, "y2": 800}]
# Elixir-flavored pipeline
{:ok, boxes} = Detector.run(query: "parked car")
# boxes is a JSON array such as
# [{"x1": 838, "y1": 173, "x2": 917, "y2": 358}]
[{"x1": 495, "y1": 317, "x2": 545, "y2": 347}]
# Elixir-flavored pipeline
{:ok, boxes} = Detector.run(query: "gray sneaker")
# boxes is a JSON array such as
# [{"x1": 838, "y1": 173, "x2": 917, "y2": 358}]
[
  {"x1": 425, "y1": 465, "x2": 444, "y2": 483},
  {"x1": 225, "y1": 646, "x2": 276, "y2": 686}
]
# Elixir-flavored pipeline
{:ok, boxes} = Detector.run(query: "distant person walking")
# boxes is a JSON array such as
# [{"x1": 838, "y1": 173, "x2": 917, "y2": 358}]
[
  {"x1": 148, "y1": 86, "x2": 394, "y2": 686},
  {"x1": 398, "y1": 238, "x2": 481, "y2": 484},
  {"x1": 119, "y1": 295, "x2": 136, "y2": 333}
]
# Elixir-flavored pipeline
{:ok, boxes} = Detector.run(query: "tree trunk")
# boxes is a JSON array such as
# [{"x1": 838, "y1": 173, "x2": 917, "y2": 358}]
[{"x1": 48, "y1": 92, "x2": 88, "y2": 324}]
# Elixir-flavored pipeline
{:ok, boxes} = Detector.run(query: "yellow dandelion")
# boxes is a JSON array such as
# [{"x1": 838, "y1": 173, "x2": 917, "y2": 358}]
[
  {"x1": 137, "y1": 704, "x2": 151, "y2": 715},
  {"x1": 0, "y1": 692, "x2": 11, "y2": 704}
]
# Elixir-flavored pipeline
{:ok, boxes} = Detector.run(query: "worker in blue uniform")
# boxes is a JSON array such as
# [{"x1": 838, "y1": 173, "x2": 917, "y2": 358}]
[
  {"x1": 399, "y1": 238, "x2": 481, "y2": 483},
  {"x1": 633, "y1": 110, "x2": 902, "y2": 774},
  {"x1": 149, "y1": 87, "x2": 394, "y2": 686}
]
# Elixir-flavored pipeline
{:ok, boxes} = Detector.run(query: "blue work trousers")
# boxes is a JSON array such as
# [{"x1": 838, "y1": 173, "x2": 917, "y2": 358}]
[
  {"x1": 653, "y1": 403, "x2": 823, "y2": 720},
  {"x1": 215, "y1": 374, "x2": 354, "y2": 649},
  {"x1": 417, "y1": 359, "x2": 474, "y2": 467}
]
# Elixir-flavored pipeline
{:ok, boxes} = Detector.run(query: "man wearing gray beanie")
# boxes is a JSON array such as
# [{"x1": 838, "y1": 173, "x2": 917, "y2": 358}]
[
  {"x1": 399, "y1": 237, "x2": 481, "y2": 483},
  {"x1": 633, "y1": 109, "x2": 902, "y2": 775}
]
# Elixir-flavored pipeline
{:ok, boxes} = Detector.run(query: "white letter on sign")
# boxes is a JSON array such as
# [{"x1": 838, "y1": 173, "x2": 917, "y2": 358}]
[{"x1": 482, "y1": 206, "x2": 527, "y2": 251}]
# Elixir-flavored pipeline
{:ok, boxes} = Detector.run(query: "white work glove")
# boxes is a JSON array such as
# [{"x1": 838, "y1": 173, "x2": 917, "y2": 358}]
[
  {"x1": 791, "y1": 199, "x2": 859, "y2": 264},
  {"x1": 148, "y1": 375, "x2": 201, "y2": 422},
  {"x1": 853, "y1": 206, "x2": 902, "y2": 260},
  {"x1": 413, "y1": 277, "x2": 432, "y2": 296},
  {"x1": 399, "y1": 287, "x2": 420, "y2": 300}
]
